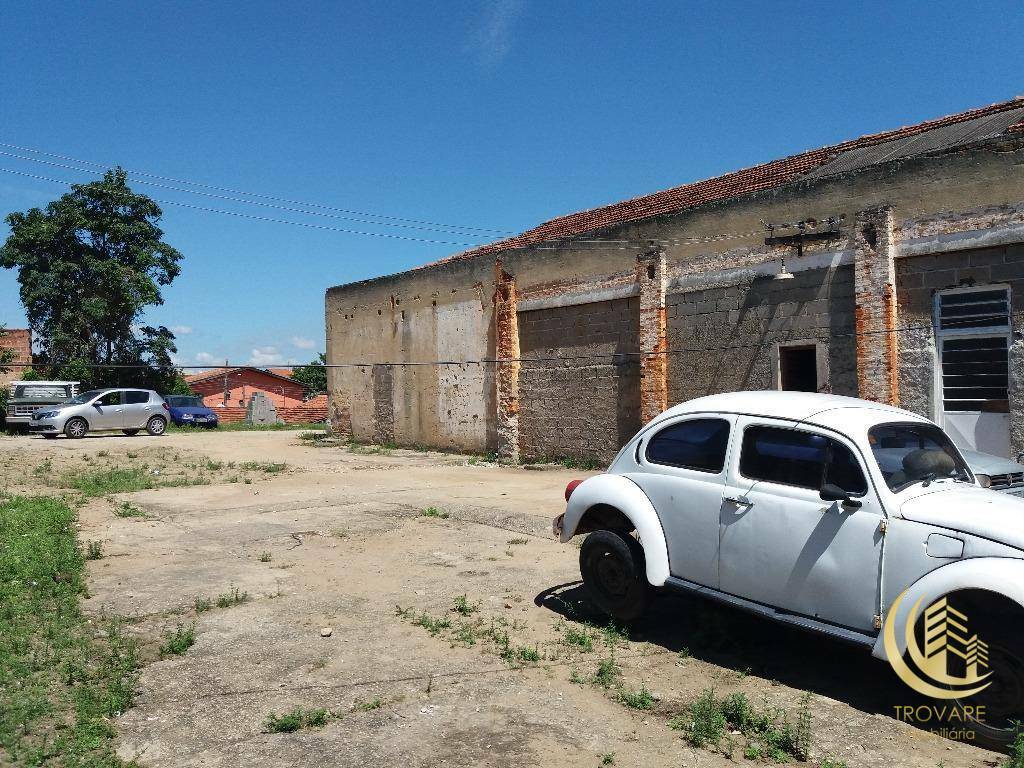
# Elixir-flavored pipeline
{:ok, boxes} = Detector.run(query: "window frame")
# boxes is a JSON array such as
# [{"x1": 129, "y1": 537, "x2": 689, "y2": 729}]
[
  {"x1": 933, "y1": 285, "x2": 1012, "y2": 417},
  {"x1": 737, "y1": 423, "x2": 869, "y2": 497},
  {"x1": 643, "y1": 417, "x2": 732, "y2": 475}
]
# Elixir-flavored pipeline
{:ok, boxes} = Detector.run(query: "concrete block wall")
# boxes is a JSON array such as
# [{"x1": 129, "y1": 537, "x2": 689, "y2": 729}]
[
  {"x1": 666, "y1": 266, "x2": 857, "y2": 403},
  {"x1": 518, "y1": 297, "x2": 641, "y2": 463}
]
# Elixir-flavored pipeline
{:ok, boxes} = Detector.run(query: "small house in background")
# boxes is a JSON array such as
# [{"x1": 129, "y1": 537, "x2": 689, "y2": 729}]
[
  {"x1": 183, "y1": 366, "x2": 329, "y2": 424},
  {"x1": 185, "y1": 367, "x2": 307, "y2": 409},
  {"x1": 0, "y1": 329, "x2": 32, "y2": 387}
]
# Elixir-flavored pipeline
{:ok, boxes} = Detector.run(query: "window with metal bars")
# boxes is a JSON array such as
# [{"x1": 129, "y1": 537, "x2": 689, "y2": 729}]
[{"x1": 936, "y1": 287, "x2": 1011, "y2": 413}]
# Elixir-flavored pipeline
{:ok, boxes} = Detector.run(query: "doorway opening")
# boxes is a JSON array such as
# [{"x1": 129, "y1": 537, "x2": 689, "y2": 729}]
[{"x1": 779, "y1": 345, "x2": 819, "y2": 392}]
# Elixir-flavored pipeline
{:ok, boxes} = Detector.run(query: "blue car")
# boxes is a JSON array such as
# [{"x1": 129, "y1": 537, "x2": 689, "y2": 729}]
[{"x1": 163, "y1": 395, "x2": 219, "y2": 428}]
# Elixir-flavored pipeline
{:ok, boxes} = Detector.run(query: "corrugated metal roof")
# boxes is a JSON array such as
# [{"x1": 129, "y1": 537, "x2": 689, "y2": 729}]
[{"x1": 803, "y1": 105, "x2": 1024, "y2": 179}]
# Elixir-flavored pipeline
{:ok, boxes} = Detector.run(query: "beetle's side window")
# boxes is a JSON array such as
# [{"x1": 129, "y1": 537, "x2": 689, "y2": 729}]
[
  {"x1": 741, "y1": 426, "x2": 867, "y2": 494},
  {"x1": 645, "y1": 418, "x2": 730, "y2": 473}
]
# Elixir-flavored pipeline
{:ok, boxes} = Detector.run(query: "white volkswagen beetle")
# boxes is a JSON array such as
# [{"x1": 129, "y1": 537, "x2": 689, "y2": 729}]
[{"x1": 554, "y1": 391, "x2": 1024, "y2": 747}]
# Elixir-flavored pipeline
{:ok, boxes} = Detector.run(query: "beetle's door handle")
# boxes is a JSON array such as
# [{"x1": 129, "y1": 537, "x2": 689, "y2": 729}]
[{"x1": 724, "y1": 495, "x2": 753, "y2": 508}]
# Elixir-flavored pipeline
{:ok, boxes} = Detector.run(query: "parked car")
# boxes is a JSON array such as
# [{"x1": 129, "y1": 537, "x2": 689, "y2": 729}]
[
  {"x1": 29, "y1": 388, "x2": 169, "y2": 438},
  {"x1": 3, "y1": 380, "x2": 79, "y2": 428},
  {"x1": 960, "y1": 448, "x2": 1024, "y2": 496},
  {"x1": 554, "y1": 391, "x2": 1024, "y2": 747},
  {"x1": 163, "y1": 395, "x2": 219, "y2": 428}
]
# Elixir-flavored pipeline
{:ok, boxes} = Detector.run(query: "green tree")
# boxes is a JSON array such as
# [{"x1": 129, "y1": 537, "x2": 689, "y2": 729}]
[
  {"x1": 0, "y1": 168, "x2": 183, "y2": 391},
  {"x1": 290, "y1": 353, "x2": 327, "y2": 396}
]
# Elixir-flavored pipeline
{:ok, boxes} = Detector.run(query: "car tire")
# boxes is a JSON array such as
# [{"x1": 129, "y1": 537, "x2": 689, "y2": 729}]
[
  {"x1": 951, "y1": 629, "x2": 1024, "y2": 751},
  {"x1": 122, "y1": 429, "x2": 140, "y2": 436},
  {"x1": 579, "y1": 529, "x2": 651, "y2": 622},
  {"x1": 145, "y1": 416, "x2": 167, "y2": 436},
  {"x1": 64, "y1": 417, "x2": 88, "y2": 439}
]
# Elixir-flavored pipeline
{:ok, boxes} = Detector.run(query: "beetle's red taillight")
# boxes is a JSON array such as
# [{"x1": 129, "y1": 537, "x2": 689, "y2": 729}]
[{"x1": 565, "y1": 479, "x2": 583, "y2": 502}]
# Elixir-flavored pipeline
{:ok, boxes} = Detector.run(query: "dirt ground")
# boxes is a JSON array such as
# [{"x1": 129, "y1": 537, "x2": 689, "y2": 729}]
[{"x1": 2, "y1": 430, "x2": 1004, "y2": 768}]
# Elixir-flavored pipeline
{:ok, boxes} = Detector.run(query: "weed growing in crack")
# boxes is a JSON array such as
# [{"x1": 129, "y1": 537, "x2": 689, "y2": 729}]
[
  {"x1": 215, "y1": 585, "x2": 249, "y2": 608},
  {"x1": 159, "y1": 623, "x2": 197, "y2": 657},
  {"x1": 194, "y1": 596, "x2": 213, "y2": 613},
  {"x1": 264, "y1": 707, "x2": 337, "y2": 733},
  {"x1": 258, "y1": 551, "x2": 272, "y2": 562},
  {"x1": 354, "y1": 698, "x2": 384, "y2": 712},
  {"x1": 420, "y1": 506, "x2": 449, "y2": 519},
  {"x1": 85, "y1": 540, "x2": 103, "y2": 560},
  {"x1": 618, "y1": 682, "x2": 655, "y2": 711},
  {"x1": 452, "y1": 594, "x2": 480, "y2": 616}
]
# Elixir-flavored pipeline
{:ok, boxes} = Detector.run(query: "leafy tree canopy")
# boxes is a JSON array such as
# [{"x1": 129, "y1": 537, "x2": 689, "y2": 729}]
[
  {"x1": 0, "y1": 169, "x2": 183, "y2": 391},
  {"x1": 290, "y1": 353, "x2": 327, "y2": 395}
]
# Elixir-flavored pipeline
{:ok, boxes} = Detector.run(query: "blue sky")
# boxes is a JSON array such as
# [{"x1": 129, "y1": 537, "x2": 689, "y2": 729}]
[{"x1": 1, "y1": 0, "x2": 1022, "y2": 367}]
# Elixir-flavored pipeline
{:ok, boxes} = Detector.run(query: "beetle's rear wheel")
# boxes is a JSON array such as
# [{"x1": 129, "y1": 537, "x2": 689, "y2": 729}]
[
  {"x1": 579, "y1": 529, "x2": 651, "y2": 622},
  {"x1": 953, "y1": 632, "x2": 1024, "y2": 751}
]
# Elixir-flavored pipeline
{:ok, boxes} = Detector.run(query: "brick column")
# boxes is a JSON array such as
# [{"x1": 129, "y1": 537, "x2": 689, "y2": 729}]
[
  {"x1": 494, "y1": 262, "x2": 521, "y2": 462},
  {"x1": 853, "y1": 206, "x2": 900, "y2": 405},
  {"x1": 637, "y1": 250, "x2": 668, "y2": 423}
]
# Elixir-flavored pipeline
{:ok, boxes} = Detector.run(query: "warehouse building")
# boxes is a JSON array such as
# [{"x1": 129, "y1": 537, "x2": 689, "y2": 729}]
[{"x1": 326, "y1": 98, "x2": 1024, "y2": 461}]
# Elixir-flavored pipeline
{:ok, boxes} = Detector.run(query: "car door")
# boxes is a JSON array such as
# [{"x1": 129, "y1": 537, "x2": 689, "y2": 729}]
[
  {"x1": 122, "y1": 390, "x2": 153, "y2": 428},
  {"x1": 718, "y1": 417, "x2": 884, "y2": 632},
  {"x1": 90, "y1": 391, "x2": 125, "y2": 430},
  {"x1": 625, "y1": 415, "x2": 736, "y2": 589}
]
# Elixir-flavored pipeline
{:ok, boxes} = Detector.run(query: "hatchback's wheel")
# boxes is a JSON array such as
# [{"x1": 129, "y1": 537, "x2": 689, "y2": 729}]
[
  {"x1": 64, "y1": 417, "x2": 88, "y2": 439},
  {"x1": 579, "y1": 529, "x2": 651, "y2": 622},
  {"x1": 145, "y1": 416, "x2": 166, "y2": 436},
  {"x1": 122, "y1": 429, "x2": 140, "y2": 436}
]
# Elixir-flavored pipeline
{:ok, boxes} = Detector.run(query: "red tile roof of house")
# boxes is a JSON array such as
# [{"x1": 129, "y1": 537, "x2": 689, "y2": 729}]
[
  {"x1": 428, "y1": 97, "x2": 1024, "y2": 268},
  {"x1": 184, "y1": 366, "x2": 304, "y2": 387}
]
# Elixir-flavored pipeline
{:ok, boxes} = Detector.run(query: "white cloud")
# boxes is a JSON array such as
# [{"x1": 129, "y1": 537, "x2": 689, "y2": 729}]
[
  {"x1": 290, "y1": 336, "x2": 315, "y2": 350},
  {"x1": 247, "y1": 346, "x2": 283, "y2": 366},
  {"x1": 171, "y1": 325, "x2": 193, "y2": 335},
  {"x1": 468, "y1": 0, "x2": 524, "y2": 66},
  {"x1": 194, "y1": 352, "x2": 218, "y2": 364}
]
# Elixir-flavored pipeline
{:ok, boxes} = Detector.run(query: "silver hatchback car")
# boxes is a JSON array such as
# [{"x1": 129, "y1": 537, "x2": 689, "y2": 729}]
[{"x1": 29, "y1": 388, "x2": 169, "y2": 439}]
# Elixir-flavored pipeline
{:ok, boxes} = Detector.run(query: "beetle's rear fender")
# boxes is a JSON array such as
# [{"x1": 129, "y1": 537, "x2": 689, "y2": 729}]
[
  {"x1": 559, "y1": 474, "x2": 670, "y2": 587},
  {"x1": 872, "y1": 557, "x2": 1024, "y2": 662}
]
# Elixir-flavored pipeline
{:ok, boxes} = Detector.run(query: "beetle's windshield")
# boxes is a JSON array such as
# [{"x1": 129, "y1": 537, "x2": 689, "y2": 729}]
[{"x1": 868, "y1": 422, "x2": 972, "y2": 492}]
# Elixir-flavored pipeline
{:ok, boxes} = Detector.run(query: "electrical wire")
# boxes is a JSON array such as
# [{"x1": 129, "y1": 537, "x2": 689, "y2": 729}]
[
  {"x1": 0, "y1": 140, "x2": 514, "y2": 236},
  {"x1": 0, "y1": 167, "x2": 481, "y2": 247}
]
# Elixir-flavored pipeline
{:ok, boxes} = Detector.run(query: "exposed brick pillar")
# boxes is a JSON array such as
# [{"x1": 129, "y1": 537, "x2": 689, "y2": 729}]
[
  {"x1": 371, "y1": 363, "x2": 395, "y2": 444},
  {"x1": 854, "y1": 206, "x2": 900, "y2": 405},
  {"x1": 637, "y1": 250, "x2": 668, "y2": 423},
  {"x1": 494, "y1": 262, "x2": 521, "y2": 462}
]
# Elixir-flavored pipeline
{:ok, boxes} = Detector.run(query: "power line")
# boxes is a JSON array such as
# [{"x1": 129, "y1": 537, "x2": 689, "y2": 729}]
[
  {"x1": 0, "y1": 167, "x2": 481, "y2": 247},
  {"x1": 0, "y1": 140, "x2": 515, "y2": 236},
  {"x1": 0, "y1": 141, "x2": 512, "y2": 236},
  {"x1": 0, "y1": 150, "x2": 509, "y2": 237}
]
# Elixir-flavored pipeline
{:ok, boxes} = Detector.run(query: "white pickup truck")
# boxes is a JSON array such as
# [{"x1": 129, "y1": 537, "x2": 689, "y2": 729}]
[
  {"x1": 3, "y1": 380, "x2": 79, "y2": 427},
  {"x1": 554, "y1": 390, "x2": 1024, "y2": 748}
]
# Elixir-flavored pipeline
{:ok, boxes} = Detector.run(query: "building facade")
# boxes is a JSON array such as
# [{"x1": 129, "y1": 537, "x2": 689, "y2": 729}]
[
  {"x1": 186, "y1": 367, "x2": 308, "y2": 410},
  {"x1": 326, "y1": 99, "x2": 1024, "y2": 461},
  {"x1": 0, "y1": 328, "x2": 32, "y2": 388}
]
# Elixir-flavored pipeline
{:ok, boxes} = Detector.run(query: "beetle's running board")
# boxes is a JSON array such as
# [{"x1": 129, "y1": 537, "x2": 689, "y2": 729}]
[{"x1": 662, "y1": 576, "x2": 877, "y2": 649}]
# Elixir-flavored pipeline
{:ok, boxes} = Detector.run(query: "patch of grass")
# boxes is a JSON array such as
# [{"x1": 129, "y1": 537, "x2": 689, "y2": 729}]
[
  {"x1": 62, "y1": 467, "x2": 155, "y2": 497},
  {"x1": 240, "y1": 461, "x2": 286, "y2": 473},
  {"x1": 114, "y1": 501, "x2": 146, "y2": 518},
  {"x1": 561, "y1": 624, "x2": 594, "y2": 652},
  {"x1": 601, "y1": 621, "x2": 629, "y2": 647},
  {"x1": 0, "y1": 494, "x2": 140, "y2": 765},
  {"x1": 215, "y1": 585, "x2": 249, "y2": 608},
  {"x1": 32, "y1": 457, "x2": 53, "y2": 476},
  {"x1": 159, "y1": 623, "x2": 197, "y2": 657},
  {"x1": 420, "y1": 506, "x2": 449, "y2": 519},
  {"x1": 354, "y1": 698, "x2": 384, "y2": 712},
  {"x1": 601, "y1": 752, "x2": 615, "y2": 765},
  {"x1": 452, "y1": 594, "x2": 479, "y2": 616},
  {"x1": 593, "y1": 656, "x2": 621, "y2": 688},
  {"x1": 677, "y1": 647, "x2": 690, "y2": 662},
  {"x1": 258, "y1": 551, "x2": 272, "y2": 563},
  {"x1": 618, "y1": 682, "x2": 655, "y2": 711},
  {"x1": 673, "y1": 689, "x2": 812, "y2": 761},
  {"x1": 1007, "y1": 728, "x2": 1024, "y2": 768},
  {"x1": 264, "y1": 706, "x2": 336, "y2": 733},
  {"x1": 345, "y1": 440, "x2": 393, "y2": 456},
  {"x1": 194, "y1": 596, "x2": 213, "y2": 613},
  {"x1": 414, "y1": 613, "x2": 452, "y2": 635},
  {"x1": 507, "y1": 537, "x2": 529, "y2": 545},
  {"x1": 85, "y1": 539, "x2": 104, "y2": 560},
  {"x1": 819, "y1": 759, "x2": 848, "y2": 768}
]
